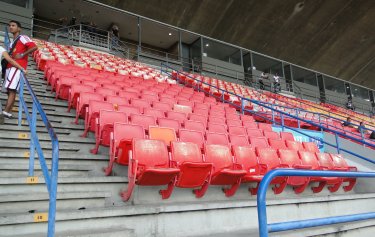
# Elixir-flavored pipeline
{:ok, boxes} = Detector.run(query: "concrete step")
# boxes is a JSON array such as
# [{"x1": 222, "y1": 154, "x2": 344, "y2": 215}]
[
  {"x1": 12, "y1": 227, "x2": 135, "y2": 237},
  {"x1": 0, "y1": 131, "x2": 95, "y2": 144},
  {"x1": 0, "y1": 191, "x2": 110, "y2": 214}
]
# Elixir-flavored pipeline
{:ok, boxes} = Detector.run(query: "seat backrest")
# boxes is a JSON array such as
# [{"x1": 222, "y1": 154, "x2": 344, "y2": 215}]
[
  {"x1": 131, "y1": 99, "x2": 151, "y2": 109},
  {"x1": 99, "y1": 110, "x2": 128, "y2": 130},
  {"x1": 59, "y1": 76, "x2": 78, "y2": 86},
  {"x1": 174, "y1": 104, "x2": 193, "y2": 114},
  {"x1": 243, "y1": 121, "x2": 258, "y2": 129},
  {"x1": 315, "y1": 152, "x2": 334, "y2": 169},
  {"x1": 130, "y1": 114, "x2": 156, "y2": 129},
  {"x1": 118, "y1": 91, "x2": 139, "y2": 100},
  {"x1": 258, "y1": 123, "x2": 273, "y2": 131},
  {"x1": 149, "y1": 126, "x2": 177, "y2": 146},
  {"x1": 241, "y1": 114, "x2": 255, "y2": 122},
  {"x1": 207, "y1": 123, "x2": 227, "y2": 134},
  {"x1": 106, "y1": 96, "x2": 129, "y2": 107},
  {"x1": 268, "y1": 138, "x2": 287, "y2": 149},
  {"x1": 143, "y1": 108, "x2": 165, "y2": 119},
  {"x1": 179, "y1": 129, "x2": 205, "y2": 149},
  {"x1": 171, "y1": 141, "x2": 203, "y2": 164},
  {"x1": 228, "y1": 126, "x2": 247, "y2": 136},
  {"x1": 302, "y1": 142, "x2": 319, "y2": 153},
  {"x1": 249, "y1": 137, "x2": 269, "y2": 148},
  {"x1": 226, "y1": 120, "x2": 243, "y2": 127},
  {"x1": 167, "y1": 111, "x2": 187, "y2": 124},
  {"x1": 184, "y1": 120, "x2": 206, "y2": 133},
  {"x1": 117, "y1": 105, "x2": 141, "y2": 115},
  {"x1": 193, "y1": 108, "x2": 209, "y2": 116},
  {"x1": 141, "y1": 94, "x2": 159, "y2": 103},
  {"x1": 229, "y1": 135, "x2": 250, "y2": 146},
  {"x1": 113, "y1": 123, "x2": 145, "y2": 147},
  {"x1": 246, "y1": 128, "x2": 263, "y2": 137},
  {"x1": 206, "y1": 132, "x2": 229, "y2": 146},
  {"x1": 195, "y1": 103, "x2": 210, "y2": 111},
  {"x1": 263, "y1": 131, "x2": 280, "y2": 139},
  {"x1": 286, "y1": 140, "x2": 305, "y2": 151},
  {"x1": 96, "y1": 88, "x2": 117, "y2": 97},
  {"x1": 209, "y1": 116, "x2": 226, "y2": 125},
  {"x1": 232, "y1": 146, "x2": 258, "y2": 173},
  {"x1": 255, "y1": 147, "x2": 280, "y2": 170},
  {"x1": 82, "y1": 81, "x2": 100, "y2": 88},
  {"x1": 153, "y1": 101, "x2": 172, "y2": 111},
  {"x1": 70, "y1": 84, "x2": 94, "y2": 96},
  {"x1": 78, "y1": 92, "x2": 105, "y2": 111},
  {"x1": 89, "y1": 100, "x2": 114, "y2": 115},
  {"x1": 157, "y1": 118, "x2": 180, "y2": 131},
  {"x1": 329, "y1": 153, "x2": 349, "y2": 169},
  {"x1": 280, "y1": 131, "x2": 295, "y2": 141},
  {"x1": 189, "y1": 113, "x2": 207, "y2": 125},
  {"x1": 133, "y1": 139, "x2": 169, "y2": 168},
  {"x1": 204, "y1": 144, "x2": 233, "y2": 171},
  {"x1": 278, "y1": 149, "x2": 301, "y2": 167},
  {"x1": 298, "y1": 151, "x2": 320, "y2": 169}
]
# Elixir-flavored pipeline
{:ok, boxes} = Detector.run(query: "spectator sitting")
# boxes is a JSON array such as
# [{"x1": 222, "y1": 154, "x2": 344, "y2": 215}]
[
  {"x1": 342, "y1": 117, "x2": 354, "y2": 128},
  {"x1": 357, "y1": 121, "x2": 367, "y2": 134}
]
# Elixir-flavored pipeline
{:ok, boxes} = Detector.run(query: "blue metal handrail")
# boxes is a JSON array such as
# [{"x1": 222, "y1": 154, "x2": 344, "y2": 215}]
[
  {"x1": 6, "y1": 42, "x2": 59, "y2": 236},
  {"x1": 161, "y1": 63, "x2": 375, "y2": 150},
  {"x1": 257, "y1": 169, "x2": 375, "y2": 237}
]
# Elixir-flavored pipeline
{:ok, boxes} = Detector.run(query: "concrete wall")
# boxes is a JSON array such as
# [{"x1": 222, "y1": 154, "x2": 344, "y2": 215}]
[
  {"x1": 294, "y1": 81, "x2": 320, "y2": 102},
  {"x1": 0, "y1": 1, "x2": 32, "y2": 36},
  {"x1": 202, "y1": 56, "x2": 244, "y2": 80}
]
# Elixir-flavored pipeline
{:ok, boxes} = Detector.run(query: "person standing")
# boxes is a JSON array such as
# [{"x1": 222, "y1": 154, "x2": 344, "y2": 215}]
[
  {"x1": 273, "y1": 73, "x2": 280, "y2": 93},
  {"x1": 2, "y1": 20, "x2": 37, "y2": 119},
  {"x1": 0, "y1": 45, "x2": 27, "y2": 123}
]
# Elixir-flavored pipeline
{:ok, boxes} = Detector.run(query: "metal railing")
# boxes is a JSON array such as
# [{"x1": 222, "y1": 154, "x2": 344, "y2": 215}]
[
  {"x1": 3, "y1": 25, "x2": 60, "y2": 236},
  {"x1": 257, "y1": 169, "x2": 375, "y2": 237},
  {"x1": 161, "y1": 64, "x2": 375, "y2": 157}
]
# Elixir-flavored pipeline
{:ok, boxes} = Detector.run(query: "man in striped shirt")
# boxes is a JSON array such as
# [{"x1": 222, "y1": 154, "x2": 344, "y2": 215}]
[{"x1": 2, "y1": 20, "x2": 37, "y2": 119}]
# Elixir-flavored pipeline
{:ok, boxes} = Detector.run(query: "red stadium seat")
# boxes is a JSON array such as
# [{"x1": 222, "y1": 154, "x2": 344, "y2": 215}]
[
  {"x1": 117, "y1": 105, "x2": 141, "y2": 115},
  {"x1": 206, "y1": 132, "x2": 229, "y2": 146},
  {"x1": 263, "y1": 130, "x2": 280, "y2": 139},
  {"x1": 278, "y1": 149, "x2": 310, "y2": 194},
  {"x1": 179, "y1": 129, "x2": 205, "y2": 150},
  {"x1": 280, "y1": 131, "x2": 295, "y2": 141},
  {"x1": 249, "y1": 137, "x2": 269, "y2": 148},
  {"x1": 82, "y1": 100, "x2": 114, "y2": 137},
  {"x1": 157, "y1": 118, "x2": 180, "y2": 132},
  {"x1": 207, "y1": 123, "x2": 227, "y2": 134},
  {"x1": 314, "y1": 152, "x2": 343, "y2": 193},
  {"x1": 258, "y1": 123, "x2": 273, "y2": 131},
  {"x1": 105, "y1": 123, "x2": 146, "y2": 175},
  {"x1": 209, "y1": 116, "x2": 226, "y2": 125},
  {"x1": 131, "y1": 99, "x2": 151, "y2": 110},
  {"x1": 171, "y1": 141, "x2": 213, "y2": 198},
  {"x1": 302, "y1": 142, "x2": 320, "y2": 153},
  {"x1": 193, "y1": 108, "x2": 209, "y2": 116},
  {"x1": 167, "y1": 111, "x2": 187, "y2": 125},
  {"x1": 95, "y1": 87, "x2": 117, "y2": 98},
  {"x1": 118, "y1": 91, "x2": 139, "y2": 100},
  {"x1": 67, "y1": 84, "x2": 94, "y2": 112},
  {"x1": 243, "y1": 121, "x2": 258, "y2": 129},
  {"x1": 91, "y1": 110, "x2": 128, "y2": 154},
  {"x1": 204, "y1": 144, "x2": 246, "y2": 197},
  {"x1": 254, "y1": 147, "x2": 287, "y2": 194},
  {"x1": 55, "y1": 77, "x2": 78, "y2": 100},
  {"x1": 121, "y1": 139, "x2": 180, "y2": 201},
  {"x1": 268, "y1": 139, "x2": 287, "y2": 149},
  {"x1": 153, "y1": 101, "x2": 173, "y2": 111},
  {"x1": 149, "y1": 126, "x2": 177, "y2": 146},
  {"x1": 286, "y1": 140, "x2": 304, "y2": 151},
  {"x1": 246, "y1": 128, "x2": 263, "y2": 137},
  {"x1": 130, "y1": 114, "x2": 156, "y2": 132},
  {"x1": 330, "y1": 153, "x2": 357, "y2": 192},
  {"x1": 174, "y1": 104, "x2": 193, "y2": 114},
  {"x1": 226, "y1": 120, "x2": 243, "y2": 127},
  {"x1": 143, "y1": 108, "x2": 165, "y2": 119},
  {"x1": 184, "y1": 120, "x2": 206, "y2": 133},
  {"x1": 189, "y1": 113, "x2": 208, "y2": 126},
  {"x1": 106, "y1": 96, "x2": 129, "y2": 107},
  {"x1": 228, "y1": 126, "x2": 247, "y2": 136},
  {"x1": 229, "y1": 135, "x2": 250, "y2": 147},
  {"x1": 232, "y1": 146, "x2": 264, "y2": 195}
]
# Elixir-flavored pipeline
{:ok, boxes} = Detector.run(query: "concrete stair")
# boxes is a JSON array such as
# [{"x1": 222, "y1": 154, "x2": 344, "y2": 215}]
[{"x1": 0, "y1": 60, "x2": 374, "y2": 237}]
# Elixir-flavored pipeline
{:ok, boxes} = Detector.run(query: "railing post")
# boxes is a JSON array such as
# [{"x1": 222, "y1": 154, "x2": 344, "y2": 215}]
[
  {"x1": 335, "y1": 133, "x2": 340, "y2": 154},
  {"x1": 18, "y1": 77, "x2": 24, "y2": 127},
  {"x1": 47, "y1": 139, "x2": 59, "y2": 237},
  {"x1": 107, "y1": 31, "x2": 110, "y2": 50},
  {"x1": 28, "y1": 103, "x2": 37, "y2": 177},
  {"x1": 281, "y1": 113, "x2": 285, "y2": 131},
  {"x1": 271, "y1": 104, "x2": 275, "y2": 125},
  {"x1": 241, "y1": 99, "x2": 245, "y2": 115},
  {"x1": 296, "y1": 109, "x2": 301, "y2": 129},
  {"x1": 79, "y1": 25, "x2": 82, "y2": 45}
]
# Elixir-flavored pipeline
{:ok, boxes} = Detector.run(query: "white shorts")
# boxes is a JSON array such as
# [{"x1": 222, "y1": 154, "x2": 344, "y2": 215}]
[{"x1": 4, "y1": 67, "x2": 21, "y2": 91}]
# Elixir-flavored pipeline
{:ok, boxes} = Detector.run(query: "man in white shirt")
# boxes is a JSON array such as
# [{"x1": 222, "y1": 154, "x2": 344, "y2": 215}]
[{"x1": 273, "y1": 73, "x2": 280, "y2": 93}]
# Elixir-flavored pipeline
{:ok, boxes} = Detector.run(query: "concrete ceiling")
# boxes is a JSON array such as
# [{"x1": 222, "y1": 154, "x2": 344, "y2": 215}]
[
  {"x1": 91, "y1": 0, "x2": 375, "y2": 90},
  {"x1": 33, "y1": 0, "x2": 375, "y2": 90}
]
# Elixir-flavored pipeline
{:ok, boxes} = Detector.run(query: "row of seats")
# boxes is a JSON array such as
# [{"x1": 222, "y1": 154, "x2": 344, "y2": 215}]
[{"x1": 118, "y1": 139, "x2": 357, "y2": 200}]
